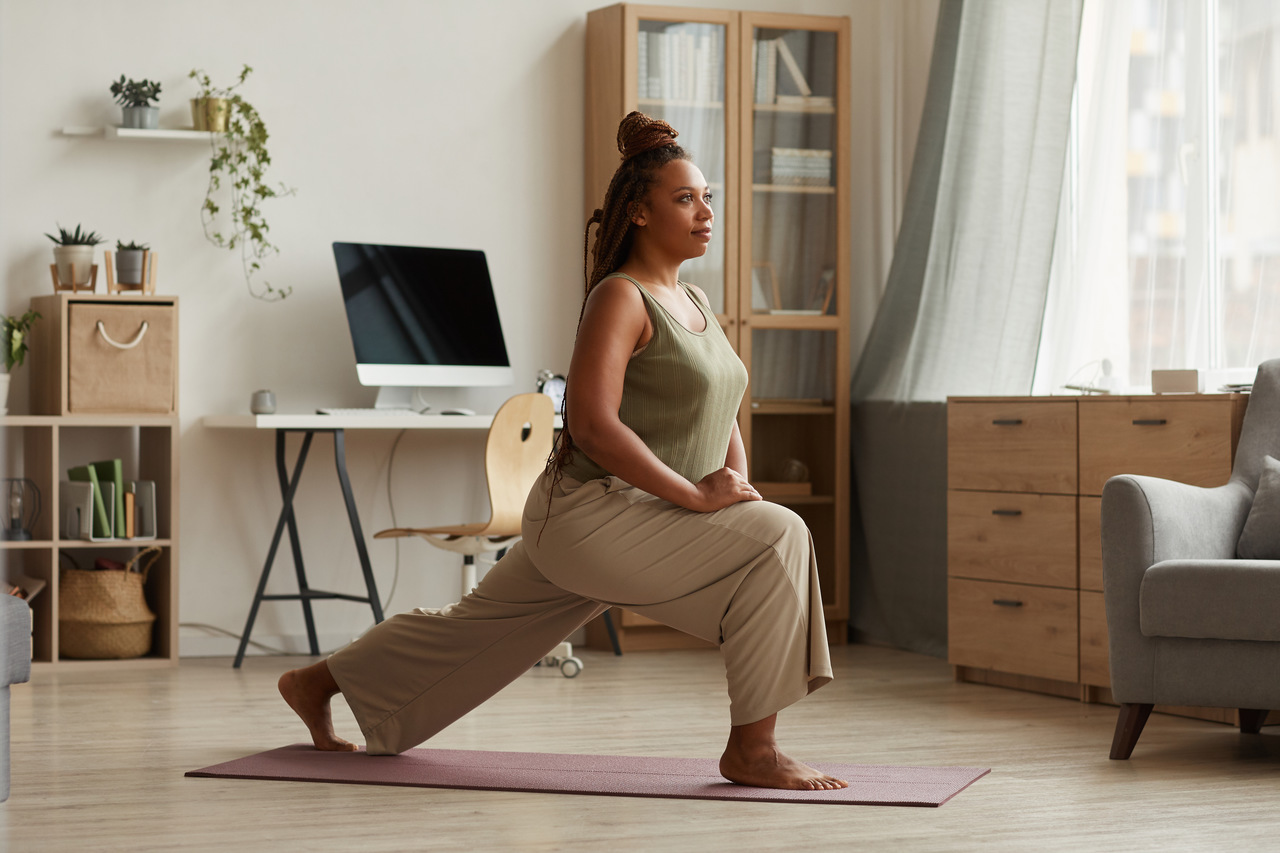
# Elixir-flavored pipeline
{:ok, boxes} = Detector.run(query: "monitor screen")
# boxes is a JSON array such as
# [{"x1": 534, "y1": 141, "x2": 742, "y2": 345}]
[{"x1": 332, "y1": 242, "x2": 513, "y2": 393}]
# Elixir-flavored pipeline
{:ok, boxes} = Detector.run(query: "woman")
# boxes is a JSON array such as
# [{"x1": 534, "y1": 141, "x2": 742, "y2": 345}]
[{"x1": 280, "y1": 113, "x2": 846, "y2": 791}]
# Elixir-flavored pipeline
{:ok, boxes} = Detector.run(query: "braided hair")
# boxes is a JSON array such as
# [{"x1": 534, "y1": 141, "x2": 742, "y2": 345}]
[{"x1": 542, "y1": 111, "x2": 690, "y2": 507}]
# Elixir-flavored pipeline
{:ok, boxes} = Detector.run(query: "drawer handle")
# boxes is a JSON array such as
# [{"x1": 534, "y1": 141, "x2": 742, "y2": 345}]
[
  {"x1": 991, "y1": 419, "x2": 1023, "y2": 426},
  {"x1": 1132, "y1": 418, "x2": 1167, "y2": 426},
  {"x1": 991, "y1": 509, "x2": 1023, "y2": 517},
  {"x1": 992, "y1": 599, "x2": 1024, "y2": 608},
  {"x1": 96, "y1": 320, "x2": 150, "y2": 350}
]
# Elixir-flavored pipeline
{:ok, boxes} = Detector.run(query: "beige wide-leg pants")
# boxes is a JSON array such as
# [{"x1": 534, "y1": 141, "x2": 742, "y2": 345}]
[{"x1": 327, "y1": 472, "x2": 833, "y2": 755}]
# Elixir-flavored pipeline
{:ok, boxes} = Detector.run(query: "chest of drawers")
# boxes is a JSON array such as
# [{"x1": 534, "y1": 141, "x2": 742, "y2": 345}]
[{"x1": 946, "y1": 394, "x2": 1247, "y2": 700}]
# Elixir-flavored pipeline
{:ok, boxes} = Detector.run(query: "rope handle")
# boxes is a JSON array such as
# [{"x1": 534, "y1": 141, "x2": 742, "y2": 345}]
[
  {"x1": 125, "y1": 545, "x2": 164, "y2": 580},
  {"x1": 96, "y1": 320, "x2": 150, "y2": 349}
]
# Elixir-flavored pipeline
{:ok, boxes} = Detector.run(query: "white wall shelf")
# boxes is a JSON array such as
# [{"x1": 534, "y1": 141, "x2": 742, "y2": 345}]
[{"x1": 59, "y1": 126, "x2": 216, "y2": 142}]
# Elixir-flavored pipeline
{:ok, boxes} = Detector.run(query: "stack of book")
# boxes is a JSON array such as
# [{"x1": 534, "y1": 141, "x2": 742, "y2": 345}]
[
  {"x1": 62, "y1": 458, "x2": 156, "y2": 541},
  {"x1": 752, "y1": 37, "x2": 833, "y2": 108},
  {"x1": 770, "y1": 147, "x2": 832, "y2": 186},
  {"x1": 637, "y1": 27, "x2": 722, "y2": 103}
]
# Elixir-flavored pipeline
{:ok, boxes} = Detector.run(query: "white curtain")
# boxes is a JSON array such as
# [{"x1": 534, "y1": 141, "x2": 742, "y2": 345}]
[{"x1": 1036, "y1": 0, "x2": 1280, "y2": 395}]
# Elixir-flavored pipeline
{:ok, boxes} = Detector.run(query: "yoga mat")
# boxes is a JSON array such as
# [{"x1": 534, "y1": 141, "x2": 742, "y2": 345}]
[{"x1": 188, "y1": 745, "x2": 988, "y2": 807}]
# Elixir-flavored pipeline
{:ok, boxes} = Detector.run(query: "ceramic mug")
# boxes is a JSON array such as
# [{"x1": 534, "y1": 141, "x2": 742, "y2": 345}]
[{"x1": 250, "y1": 389, "x2": 277, "y2": 415}]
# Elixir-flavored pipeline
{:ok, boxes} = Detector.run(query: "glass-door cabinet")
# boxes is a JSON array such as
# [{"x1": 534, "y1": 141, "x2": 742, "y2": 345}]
[
  {"x1": 585, "y1": 5, "x2": 739, "y2": 330},
  {"x1": 585, "y1": 5, "x2": 850, "y2": 650}
]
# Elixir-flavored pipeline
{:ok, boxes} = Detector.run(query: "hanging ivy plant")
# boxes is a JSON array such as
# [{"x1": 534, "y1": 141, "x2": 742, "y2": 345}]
[{"x1": 190, "y1": 65, "x2": 296, "y2": 301}]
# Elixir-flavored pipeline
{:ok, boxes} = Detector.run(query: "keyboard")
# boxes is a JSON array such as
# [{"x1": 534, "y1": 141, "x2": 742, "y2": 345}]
[{"x1": 315, "y1": 407, "x2": 424, "y2": 416}]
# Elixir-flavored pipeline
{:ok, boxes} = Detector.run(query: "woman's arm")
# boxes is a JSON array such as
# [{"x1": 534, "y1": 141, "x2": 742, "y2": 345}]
[
  {"x1": 567, "y1": 279, "x2": 758, "y2": 512},
  {"x1": 725, "y1": 420, "x2": 748, "y2": 480}
]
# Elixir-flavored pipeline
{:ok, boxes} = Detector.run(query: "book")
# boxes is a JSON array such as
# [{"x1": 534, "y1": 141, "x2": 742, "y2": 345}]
[
  {"x1": 90, "y1": 458, "x2": 125, "y2": 538},
  {"x1": 67, "y1": 465, "x2": 110, "y2": 539},
  {"x1": 124, "y1": 490, "x2": 136, "y2": 539},
  {"x1": 773, "y1": 38, "x2": 812, "y2": 97}
]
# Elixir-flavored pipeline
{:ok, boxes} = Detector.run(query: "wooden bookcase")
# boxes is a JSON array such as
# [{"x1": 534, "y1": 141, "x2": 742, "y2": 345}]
[
  {"x1": 0, "y1": 294, "x2": 179, "y2": 670},
  {"x1": 584, "y1": 4, "x2": 851, "y2": 651}
]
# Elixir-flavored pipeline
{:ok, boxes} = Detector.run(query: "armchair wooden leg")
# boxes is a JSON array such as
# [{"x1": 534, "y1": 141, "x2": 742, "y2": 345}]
[
  {"x1": 1238, "y1": 709, "x2": 1269, "y2": 734},
  {"x1": 1110, "y1": 703, "x2": 1154, "y2": 760}
]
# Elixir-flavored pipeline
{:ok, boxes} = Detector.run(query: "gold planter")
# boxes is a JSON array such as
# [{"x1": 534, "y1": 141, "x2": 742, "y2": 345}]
[{"x1": 190, "y1": 97, "x2": 229, "y2": 132}]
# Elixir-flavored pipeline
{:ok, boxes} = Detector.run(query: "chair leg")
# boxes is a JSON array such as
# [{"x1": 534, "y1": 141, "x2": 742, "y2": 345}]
[
  {"x1": 1238, "y1": 709, "x2": 1270, "y2": 734},
  {"x1": 1110, "y1": 703, "x2": 1154, "y2": 760},
  {"x1": 602, "y1": 609, "x2": 622, "y2": 656}
]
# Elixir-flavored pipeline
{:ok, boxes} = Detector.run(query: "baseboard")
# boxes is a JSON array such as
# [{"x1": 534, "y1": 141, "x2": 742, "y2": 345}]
[{"x1": 179, "y1": 631, "x2": 360, "y2": 659}]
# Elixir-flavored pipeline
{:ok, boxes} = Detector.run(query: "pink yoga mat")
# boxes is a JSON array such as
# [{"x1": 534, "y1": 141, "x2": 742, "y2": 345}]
[{"x1": 188, "y1": 745, "x2": 988, "y2": 807}]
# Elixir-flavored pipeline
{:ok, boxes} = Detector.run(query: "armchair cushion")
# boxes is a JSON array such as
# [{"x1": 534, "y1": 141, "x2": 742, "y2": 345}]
[
  {"x1": 1141, "y1": 559, "x2": 1280, "y2": 641},
  {"x1": 1237, "y1": 455, "x2": 1280, "y2": 559}
]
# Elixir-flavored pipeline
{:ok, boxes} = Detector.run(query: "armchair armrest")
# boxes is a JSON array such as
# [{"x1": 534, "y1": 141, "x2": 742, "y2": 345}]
[
  {"x1": 1101, "y1": 475, "x2": 1252, "y2": 702},
  {"x1": 0, "y1": 595, "x2": 31, "y2": 687}
]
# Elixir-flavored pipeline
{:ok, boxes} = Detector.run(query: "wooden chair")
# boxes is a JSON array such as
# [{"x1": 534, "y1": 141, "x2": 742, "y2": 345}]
[
  {"x1": 375, "y1": 393, "x2": 556, "y2": 596},
  {"x1": 374, "y1": 392, "x2": 621, "y2": 662}
]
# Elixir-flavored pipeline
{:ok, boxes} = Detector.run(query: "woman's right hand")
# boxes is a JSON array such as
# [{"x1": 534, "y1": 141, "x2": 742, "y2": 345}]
[{"x1": 692, "y1": 467, "x2": 761, "y2": 512}]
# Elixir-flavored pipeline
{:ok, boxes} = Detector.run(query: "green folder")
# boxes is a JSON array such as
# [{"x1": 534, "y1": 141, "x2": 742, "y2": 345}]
[
  {"x1": 90, "y1": 459, "x2": 125, "y2": 538},
  {"x1": 67, "y1": 465, "x2": 110, "y2": 539}
]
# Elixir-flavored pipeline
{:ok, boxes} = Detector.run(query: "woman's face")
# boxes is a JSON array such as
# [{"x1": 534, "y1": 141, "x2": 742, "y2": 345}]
[{"x1": 631, "y1": 159, "x2": 714, "y2": 260}]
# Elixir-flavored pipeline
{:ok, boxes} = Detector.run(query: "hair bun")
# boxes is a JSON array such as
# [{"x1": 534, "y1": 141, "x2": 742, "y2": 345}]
[{"x1": 617, "y1": 111, "x2": 679, "y2": 161}]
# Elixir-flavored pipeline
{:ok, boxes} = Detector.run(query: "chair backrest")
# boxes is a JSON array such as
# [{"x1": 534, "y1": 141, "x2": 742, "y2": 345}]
[
  {"x1": 1231, "y1": 358, "x2": 1280, "y2": 490},
  {"x1": 483, "y1": 393, "x2": 556, "y2": 536}
]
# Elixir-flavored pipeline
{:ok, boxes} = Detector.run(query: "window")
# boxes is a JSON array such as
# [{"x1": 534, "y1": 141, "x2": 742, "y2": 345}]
[{"x1": 1036, "y1": 0, "x2": 1280, "y2": 393}]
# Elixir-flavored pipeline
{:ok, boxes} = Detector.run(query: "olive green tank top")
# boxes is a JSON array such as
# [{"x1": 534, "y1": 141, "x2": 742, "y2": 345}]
[{"x1": 561, "y1": 273, "x2": 748, "y2": 485}]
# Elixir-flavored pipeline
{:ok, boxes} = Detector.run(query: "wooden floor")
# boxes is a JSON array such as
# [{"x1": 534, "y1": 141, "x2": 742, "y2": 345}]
[{"x1": 3, "y1": 644, "x2": 1278, "y2": 851}]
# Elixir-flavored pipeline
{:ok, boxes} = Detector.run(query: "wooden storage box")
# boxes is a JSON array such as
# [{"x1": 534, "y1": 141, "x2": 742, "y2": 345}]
[{"x1": 29, "y1": 294, "x2": 178, "y2": 416}]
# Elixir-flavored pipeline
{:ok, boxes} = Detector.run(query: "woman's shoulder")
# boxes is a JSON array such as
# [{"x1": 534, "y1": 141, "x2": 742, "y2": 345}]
[{"x1": 681, "y1": 280, "x2": 712, "y2": 309}]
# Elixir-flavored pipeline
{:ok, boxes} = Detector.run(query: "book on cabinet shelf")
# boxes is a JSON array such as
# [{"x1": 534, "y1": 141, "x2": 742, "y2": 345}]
[{"x1": 638, "y1": 27, "x2": 722, "y2": 103}]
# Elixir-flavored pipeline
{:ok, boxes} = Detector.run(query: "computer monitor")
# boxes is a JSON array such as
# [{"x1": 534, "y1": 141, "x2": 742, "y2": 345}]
[{"x1": 332, "y1": 242, "x2": 514, "y2": 408}]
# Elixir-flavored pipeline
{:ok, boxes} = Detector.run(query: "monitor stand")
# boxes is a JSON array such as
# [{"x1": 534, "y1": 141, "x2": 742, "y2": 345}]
[{"x1": 373, "y1": 386, "x2": 419, "y2": 410}]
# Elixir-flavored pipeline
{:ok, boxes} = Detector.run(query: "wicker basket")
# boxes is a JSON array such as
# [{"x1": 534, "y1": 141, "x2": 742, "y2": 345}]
[{"x1": 59, "y1": 546, "x2": 159, "y2": 660}]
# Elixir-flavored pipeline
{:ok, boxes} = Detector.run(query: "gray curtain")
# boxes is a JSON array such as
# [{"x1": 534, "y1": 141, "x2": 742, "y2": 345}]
[{"x1": 849, "y1": 0, "x2": 1082, "y2": 655}]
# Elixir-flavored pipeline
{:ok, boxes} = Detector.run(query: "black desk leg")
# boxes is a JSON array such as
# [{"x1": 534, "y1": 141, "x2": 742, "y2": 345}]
[
  {"x1": 283, "y1": 431, "x2": 322, "y2": 657},
  {"x1": 333, "y1": 430, "x2": 384, "y2": 623},
  {"x1": 233, "y1": 430, "x2": 316, "y2": 668}
]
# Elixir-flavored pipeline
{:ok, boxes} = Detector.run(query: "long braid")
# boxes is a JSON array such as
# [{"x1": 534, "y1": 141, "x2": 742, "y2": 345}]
[{"x1": 540, "y1": 112, "x2": 689, "y2": 537}]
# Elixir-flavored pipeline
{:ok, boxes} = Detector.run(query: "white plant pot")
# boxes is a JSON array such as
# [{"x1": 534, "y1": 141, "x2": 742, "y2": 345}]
[
  {"x1": 53, "y1": 245, "x2": 94, "y2": 287},
  {"x1": 0, "y1": 373, "x2": 10, "y2": 416},
  {"x1": 122, "y1": 105, "x2": 159, "y2": 129}
]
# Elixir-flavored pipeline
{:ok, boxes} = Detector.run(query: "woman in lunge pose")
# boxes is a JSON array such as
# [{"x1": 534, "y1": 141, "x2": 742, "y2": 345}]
[{"x1": 280, "y1": 112, "x2": 846, "y2": 791}]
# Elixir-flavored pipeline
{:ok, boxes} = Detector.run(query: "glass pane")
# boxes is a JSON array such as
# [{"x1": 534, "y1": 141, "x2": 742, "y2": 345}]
[
  {"x1": 751, "y1": 28, "x2": 839, "y2": 315},
  {"x1": 637, "y1": 21, "x2": 728, "y2": 313},
  {"x1": 749, "y1": 329, "x2": 836, "y2": 403},
  {"x1": 1217, "y1": 0, "x2": 1280, "y2": 368},
  {"x1": 1126, "y1": 0, "x2": 1200, "y2": 385}
]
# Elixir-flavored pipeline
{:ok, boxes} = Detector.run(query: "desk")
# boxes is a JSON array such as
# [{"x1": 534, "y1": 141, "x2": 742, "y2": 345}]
[{"x1": 204, "y1": 413, "x2": 495, "y2": 667}]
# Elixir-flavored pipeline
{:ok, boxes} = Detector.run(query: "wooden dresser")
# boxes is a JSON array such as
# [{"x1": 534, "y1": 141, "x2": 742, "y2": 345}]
[{"x1": 946, "y1": 393, "x2": 1248, "y2": 712}]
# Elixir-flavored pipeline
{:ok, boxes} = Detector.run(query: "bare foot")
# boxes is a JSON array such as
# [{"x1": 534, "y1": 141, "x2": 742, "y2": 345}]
[
  {"x1": 719, "y1": 743, "x2": 848, "y2": 790},
  {"x1": 719, "y1": 714, "x2": 847, "y2": 791},
  {"x1": 278, "y1": 663, "x2": 358, "y2": 752}
]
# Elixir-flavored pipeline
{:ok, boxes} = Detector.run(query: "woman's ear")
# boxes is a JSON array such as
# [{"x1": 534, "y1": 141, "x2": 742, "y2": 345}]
[{"x1": 629, "y1": 201, "x2": 647, "y2": 227}]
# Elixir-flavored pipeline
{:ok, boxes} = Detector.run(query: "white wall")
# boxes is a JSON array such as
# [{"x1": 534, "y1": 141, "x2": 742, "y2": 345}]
[{"x1": 0, "y1": 0, "x2": 932, "y2": 656}]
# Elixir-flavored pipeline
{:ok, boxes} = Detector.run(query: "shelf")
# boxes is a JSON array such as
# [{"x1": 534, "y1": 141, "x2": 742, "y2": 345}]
[
  {"x1": 57, "y1": 539, "x2": 172, "y2": 550},
  {"x1": 1, "y1": 414, "x2": 178, "y2": 427},
  {"x1": 764, "y1": 494, "x2": 835, "y2": 506},
  {"x1": 750, "y1": 400, "x2": 835, "y2": 415},
  {"x1": 60, "y1": 126, "x2": 218, "y2": 142},
  {"x1": 745, "y1": 312, "x2": 840, "y2": 330},
  {"x1": 753, "y1": 183, "x2": 835, "y2": 194},
  {"x1": 637, "y1": 98, "x2": 725, "y2": 110},
  {"x1": 754, "y1": 101, "x2": 836, "y2": 115}
]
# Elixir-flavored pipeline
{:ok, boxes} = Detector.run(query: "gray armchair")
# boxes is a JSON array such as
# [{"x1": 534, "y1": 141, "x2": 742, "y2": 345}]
[
  {"x1": 1102, "y1": 357, "x2": 1280, "y2": 759},
  {"x1": 0, "y1": 593, "x2": 31, "y2": 800}
]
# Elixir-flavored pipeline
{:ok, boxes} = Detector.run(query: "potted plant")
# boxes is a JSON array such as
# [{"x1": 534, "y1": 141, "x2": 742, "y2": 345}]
[
  {"x1": 189, "y1": 65, "x2": 295, "y2": 301},
  {"x1": 1, "y1": 310, "x2": 40, "y2": 415},
  {"x1": 114, "y1": 240, "x2": 149, "y2": 285},
  {"x1": 110, "y1": 76, "x2": 162, "y2": 130},
  {"x1": 45, "y1": 224, "x2": 106, "y2": 289}
]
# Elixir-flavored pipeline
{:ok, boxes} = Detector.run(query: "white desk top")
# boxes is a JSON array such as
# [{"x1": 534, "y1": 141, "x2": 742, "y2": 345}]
[{"x1": 203, "y1": 413, "x2": 494, "y2": 430}]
